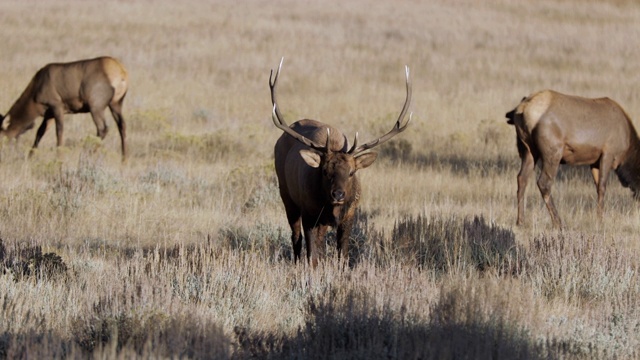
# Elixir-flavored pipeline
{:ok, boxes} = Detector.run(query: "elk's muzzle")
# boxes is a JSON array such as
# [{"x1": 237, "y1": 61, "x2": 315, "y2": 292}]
[{"x1": 331, "y1": 189, "x2": 346, "y2": 204}]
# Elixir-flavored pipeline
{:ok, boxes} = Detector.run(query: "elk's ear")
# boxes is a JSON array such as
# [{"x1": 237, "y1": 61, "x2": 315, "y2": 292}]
[
  {"x1": 354, "y1": 151, "x2": 378, "y2": 170},
  {"x1": 299, "y1": 149, "x2": 322, "y2": 168}
]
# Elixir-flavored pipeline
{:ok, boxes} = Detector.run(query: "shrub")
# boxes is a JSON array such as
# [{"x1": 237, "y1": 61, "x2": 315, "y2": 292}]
[
  {"x1": 389, "y1": 214, "x2": 524, "y2": 274},
  {"x1": 229, "y1": 209, "x2": 377, "y2": 266},
  {"x1": 1, "y1": 239, "x2": 67, "y2": 281},
  {"x1": 378, "y1": 138, "x2": 413, "y2": 162},
  {"x1": 219, "y1": 222, "x2": 290, "y2": 263},
  {"x1": 234, "y1": 287, "x2": 552, "y2": 359},
  {"x1": 151, "y1": 131, "x2": 252, "y2": 162},
  {"x1": 528, "y1": 234, "x2": 638, "y2": 305},
  {"x1": 69, "y1": 311, "x2": 230, "y2": 358}
]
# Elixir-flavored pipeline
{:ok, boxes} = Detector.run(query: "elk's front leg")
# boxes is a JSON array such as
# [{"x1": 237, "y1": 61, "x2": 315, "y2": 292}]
[
  {"x1": 337, "y1": 206, "x2": 356, "y2": 266},
  {"x1": 303, "y1": 221, "x2": 328, "y2": 268},
  {"x1": 31, "y1": 110, "x2": 55, "y2": 157}
]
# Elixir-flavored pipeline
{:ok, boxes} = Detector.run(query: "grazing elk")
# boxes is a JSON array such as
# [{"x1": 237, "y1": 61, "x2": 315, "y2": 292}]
[
  {"x1": 271, "y1": 59, "x2": 412, "y2": 267},
  {"x1": 0, "y1": 56, "x2": 128, "y2": 160},
  {"x1": 506, "y1": 89, "x2": 640, "y2": 228}
]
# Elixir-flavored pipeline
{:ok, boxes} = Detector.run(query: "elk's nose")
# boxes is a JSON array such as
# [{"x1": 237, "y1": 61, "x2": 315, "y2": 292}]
[{"x1": 332, "y1": 190, "x2": 345, "y2": 203}]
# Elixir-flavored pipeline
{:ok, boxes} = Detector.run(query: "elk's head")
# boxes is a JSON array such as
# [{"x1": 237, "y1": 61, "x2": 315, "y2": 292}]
[
  {"x1": 0, "y1": 113, "x2": 7, "y2": 132},
  {"x1": 298, "y1": 133, "x2": 378, "y2": 205},
  {"x1": 0, "y1": 113, "x2": 13, "y2": 138},
  {"x1": 0, "y1": 112, "x2": 32, "y2": 138},
  {"x1": 270, "y1": 57, "x2": 411, "y2": 207}
]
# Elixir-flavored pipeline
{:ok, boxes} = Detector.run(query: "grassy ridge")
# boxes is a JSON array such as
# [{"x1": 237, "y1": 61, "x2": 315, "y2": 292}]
[{"x1": 0, "y1": 0, "x2": 639, "y2": 358}]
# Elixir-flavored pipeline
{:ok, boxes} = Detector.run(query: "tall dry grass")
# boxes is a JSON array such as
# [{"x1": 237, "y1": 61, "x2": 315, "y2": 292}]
[{"x1": 0, "y1": 0, "x2": 639, "y2": 358}]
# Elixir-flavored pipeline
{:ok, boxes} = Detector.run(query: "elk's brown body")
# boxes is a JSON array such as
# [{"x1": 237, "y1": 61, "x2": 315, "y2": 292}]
[
  {"x1": 271, "y1": 59, "x2": 411, "y2": 267},
  {"x1": 506, "y1": 89, "x2": 640, "y2": 228},
  {"x1": 0, "y1": 56, "x2": 128, "y2": 159}
]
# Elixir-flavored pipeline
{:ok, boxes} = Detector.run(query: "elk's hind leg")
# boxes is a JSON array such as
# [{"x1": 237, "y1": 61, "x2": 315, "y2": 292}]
[
  {"x1": 109, "y1": 98, "x2": 127, "y2": 159},
  {"x1": 537, "y1": 152, "x2": 563, "y2": 228},
  {"x1": 591, "y1": 155, "x2": 614, "y2": 218},
  {"x1": 86, "y1": 81, "x2": 115, "y2": 140},
  {"x1": 516, "y1": 143, "x2": 535, "y2": 226},
  {"x1": 90, "y1": 108, "x2": 109, "y2": 139}
]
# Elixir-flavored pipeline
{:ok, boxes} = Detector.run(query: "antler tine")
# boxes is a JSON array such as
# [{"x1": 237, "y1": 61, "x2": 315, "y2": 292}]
[
  {"x1": 270, "y1": 59, "x2": 326, "y2": 151},
  {"x1": 350, "y1": 65, "x2": 412, "y2": 155},
  {"x1": 269, "y1": 57, "x2": 286, "y2": 127},
  {"x1": 348, "y1": 132, "x2": 359, "y2": 153},
  {"x1": 325, "y1": 128, "x2": 331, "y2": 149}
]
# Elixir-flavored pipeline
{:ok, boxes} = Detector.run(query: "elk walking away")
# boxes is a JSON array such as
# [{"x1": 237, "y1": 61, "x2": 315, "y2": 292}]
[{"x1": 506, "y1": 89, "x2": 640, "y2": 228}]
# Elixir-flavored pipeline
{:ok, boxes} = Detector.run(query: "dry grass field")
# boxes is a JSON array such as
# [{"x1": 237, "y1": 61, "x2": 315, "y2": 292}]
[{"x1": 0, "y1": 0, "x2": 638, "y2": 358}]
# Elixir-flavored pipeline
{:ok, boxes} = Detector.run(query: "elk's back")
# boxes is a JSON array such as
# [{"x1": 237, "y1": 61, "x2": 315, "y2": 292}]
[{"x1": 515, "y1": 90, "x2": 633, "y2": 165}]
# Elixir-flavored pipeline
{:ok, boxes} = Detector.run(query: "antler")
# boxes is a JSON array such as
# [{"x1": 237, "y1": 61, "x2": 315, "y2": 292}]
[
  {"x1": 270, "y1": 58, "x2": 327, "y2": 151},
  {"x1": 348, "y1": 66, "x2": 412, "y2": 155}
]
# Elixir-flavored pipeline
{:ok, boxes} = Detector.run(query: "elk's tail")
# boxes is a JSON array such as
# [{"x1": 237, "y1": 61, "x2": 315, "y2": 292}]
[
  {"x1": 505, "y1": 109, "x2": 516, "y2": 125},
  {"x1": 506, "y1": 96, "x2": 527, "y2": 125},
  {"x1": 615, "y1": 137, "x2": 640, "y2": 199}
]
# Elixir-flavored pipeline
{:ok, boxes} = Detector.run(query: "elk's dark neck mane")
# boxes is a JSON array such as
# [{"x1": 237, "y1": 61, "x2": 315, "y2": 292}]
[{"x1": 616, "y1": 126, "x2": 640, "y2": 198}]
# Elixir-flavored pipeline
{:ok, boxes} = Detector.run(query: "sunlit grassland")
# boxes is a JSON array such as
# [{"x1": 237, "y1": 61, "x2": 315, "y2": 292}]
[{"x1": 0, "y1": 0, "x2": 638, "y2": 358}]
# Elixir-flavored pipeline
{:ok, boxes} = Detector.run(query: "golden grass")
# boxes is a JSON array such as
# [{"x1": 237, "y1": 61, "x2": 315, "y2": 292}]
[{"x1": 0, "y1": 0, "x2": 639, "y2": 358}]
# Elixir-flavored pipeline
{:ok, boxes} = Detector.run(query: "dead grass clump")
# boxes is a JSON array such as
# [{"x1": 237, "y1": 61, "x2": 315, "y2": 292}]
[
  {"x1": 242, "y1": 176, "x2": 280, "y2": 212},
  {"x1": 29, "y1": 154, "x2": 121, "y2": 219},
  {"x1": 234, "y1": 286, "x2": 545, "y2": 359},
  {"x1": 378, "y1": 138, "x2": 413, "y2": 162},
  {"x1": 296, "y1": 290, "x2": 422, "y2": 359},
  {"x1": 51, "y1": 156, "x2": 118, "y2": 195},
  {"x1": 137, "y1": 241, "x2": 231, "y2": 281},
  {"x1": 346, "y1": 210, "x2": 377, "y2": 266},
  {"x1": 429, "y1": 280, "x2": 607, "y2": 359},
  {"x1": 1, "y1": 239, "x2": 67, "y2": 281},
  {"x1": 528, "y1": 234, "x2": 639, "y2": 305},
  {"x1": 69, "y1": 311, "x2": 229, "y2": 359},
  {"x1": 219, "y1": 222, "x2": 290, "y2": 263},
  {"x1": 0, "y1": 138, "x2": 28, "y2": 163},
  {"x1": 428, "y1": 286, "x2": 541, "y2": 359},
  {"x1": 413, "y1": 151, "x2": 518, "y2": 177},
  {"x1": 232, "y1": 289, "x2": 425, "y2": 359},
  {"x1": 127, "y1": 108, "x2": 171, "y2": 134},
  {"x1": 0, "y1": 330, "x2": 72, "y2": 359},
  {"x1": 151, "y1": 131, "x2": 252, "y2": 163},
  {"x1": 233, "y1": 326, "x2": 286, "y2": 359},
  {"x1": 389, "y1": 214, "x2": 524, "y2": 274}
]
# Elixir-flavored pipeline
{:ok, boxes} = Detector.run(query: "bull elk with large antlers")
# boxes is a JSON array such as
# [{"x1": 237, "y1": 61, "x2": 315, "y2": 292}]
[
  {"x1": 506, "y1": 89, "x2": 640, "y2": 228},
  {"x1": 271, "y1": 59, "x2": 411, "y2": 267},
  {"x1": 0, "y1": 56, "x2": 128, "y2": 160}
]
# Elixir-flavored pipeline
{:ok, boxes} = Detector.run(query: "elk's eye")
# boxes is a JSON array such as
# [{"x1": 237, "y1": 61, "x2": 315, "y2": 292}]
[{"x1": 349, "y1": 170, "x2": 355, "y2": 177}]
